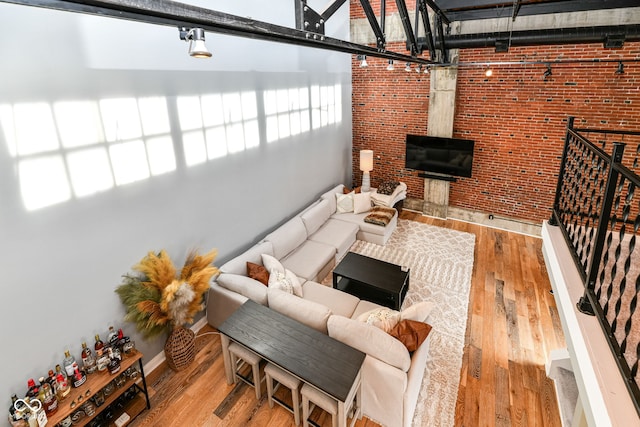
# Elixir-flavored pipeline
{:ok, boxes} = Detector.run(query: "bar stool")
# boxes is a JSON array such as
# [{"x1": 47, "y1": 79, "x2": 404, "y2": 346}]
[
  {"x1": 265, "y1": 363, "x2": 303, "y2": 425},
  {"x1": 228, "y1": 342, "x2": 264, "y2": 399},
  {"x1": 301, "y1": 383, "x2": 338, "y2": 427}
]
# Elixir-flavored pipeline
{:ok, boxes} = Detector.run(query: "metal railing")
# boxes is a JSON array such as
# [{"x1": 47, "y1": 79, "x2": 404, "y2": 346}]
[{"x1": 551, "y1": 117, "x2": 640, "y2": 416}]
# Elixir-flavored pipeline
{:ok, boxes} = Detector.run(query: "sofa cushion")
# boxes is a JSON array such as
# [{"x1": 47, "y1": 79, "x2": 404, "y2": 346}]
[
  {"x1": 327, "y1": 315, "x2": 410, "y2": 371},
  {"x1": 220, "y1": 241, "x2": 274, "y2": 275},
  {"x1": 281, "y1": 240, "x2": 335, "y2": 282},
  {"x1": 353, "y1": 192, "x2": 372, "y2": 214},
  {"x1": 265, "y1": 216, "x2": 308, "y2": 260},
  {"x1": 308, "y1": 219, "x2": 359, "y2": 261},
  {"x1": 216, "y1": 273, "x2": 268, "y2": 306},
  {"x1": 389, "y1": 320, "x2": 432, "y2": 352},
  {"x1": 320, "y1": 184, "x2": 344, "y2": 213},
  {"x1": 301, "y1": 281, "x2": 360, "y2": 318},
  {"x1": 351, "y1": 300, "x2": 384, "y2": 319},
  {"x1": 247, "y1": 262, "x2": 269, "y2": 286},
  {"x1": 301, "y1": 198, "x2": 332, "y2": 236},
  {"x1": 331, "y1": 211, "x2": 397, "y2": 236},
  {"x1": 268, "y1": 288, "x2": 332, "y2": 334}
]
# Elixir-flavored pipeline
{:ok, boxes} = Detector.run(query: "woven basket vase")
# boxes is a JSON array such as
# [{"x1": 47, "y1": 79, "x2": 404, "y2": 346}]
[{"x1": 164, "y1": 326, "x2": 196, "y2": 371}]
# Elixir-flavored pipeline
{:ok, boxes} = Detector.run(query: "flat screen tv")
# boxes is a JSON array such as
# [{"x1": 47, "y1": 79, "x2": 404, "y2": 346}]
[{"x1": 405, "y1": 134, "x2": 475, "y2": 178}]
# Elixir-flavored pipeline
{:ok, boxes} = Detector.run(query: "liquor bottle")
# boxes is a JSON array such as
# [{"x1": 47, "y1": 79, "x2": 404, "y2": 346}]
[
  {"x1": 55, "y1": 372, "x2": 70, "y2": 401},
  {"x1": 8, "y1": 394, "x2": 28, "y2": 427},
  {"x1": 95, "y1": 334, "x2": 108, "y2": 372},
  {"x1": 107, "y1": 326, "x2": 118, "y2": 346},
  {"x1": 24, "y1": 379, "x2": 38, "y2": 400},
  {"x1": 71, "y1": 366, "x2": 86, "y2": 388},
  {"x1": 62, "y1": 350, "x2": 76, "y2": 377},
  {"x1": 37, "y1": 377, "x2": 58, "y2": 415},
  {"x1": 107, "y1": 347, "x2": 121, "y2": 375},
  {"x1": 46, "y1": 370, "x2": 56, "y2": 391},
  {"x1": 81, "y1": 342, "x2": 97, "y2": 375}
]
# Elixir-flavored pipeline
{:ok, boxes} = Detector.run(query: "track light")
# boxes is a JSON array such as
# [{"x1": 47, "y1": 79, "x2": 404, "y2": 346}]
[
  {"x1": 543, "y1": 64, "x2": 552, "y2": 80},
  {"x1": 405, "y1": 62, "x2": 412, "y2": 72},
  {"x1": 179, "y1": 27, "x2": 212, "y2": 58},
  {"x1": 484, "y1": 68, "x2": 493, "y2": 77},
  {"x1": 616, "y1": 61, "x2": 625, "y2": 74},
  {"x1": 416, "y1": 64, "x2": 422, "y2": 73},
  {"x1": 357, "y1": 55, "x2": 368, "y2": 68},
  {"x1": 423, "y1": 65, "x2": 429, "y2": 74},
  {"x1": 387, "y1": 60, "x2": 395, "y2": 71}
]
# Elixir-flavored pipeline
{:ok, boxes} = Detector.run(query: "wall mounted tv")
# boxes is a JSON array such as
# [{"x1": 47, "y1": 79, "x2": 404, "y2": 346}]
[{"x1": 405, "y1": 134, "x2": 475, "y2": 178}]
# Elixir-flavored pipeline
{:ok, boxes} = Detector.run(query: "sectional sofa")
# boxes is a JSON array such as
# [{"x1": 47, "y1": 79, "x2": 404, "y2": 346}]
[{"x1": 207, "y1": 184, "x2": 432, "y2": 427}]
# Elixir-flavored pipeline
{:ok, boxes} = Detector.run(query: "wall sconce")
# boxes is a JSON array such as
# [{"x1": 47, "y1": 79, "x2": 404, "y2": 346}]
[
  {"x1": 616, "y1": 61, "x2": 625, "y2": 74},
  {"x1": 357, "y1": 55, "x2": 368, "y2": 68},
  {"x1": 387, "y1": 60, "x2": 395, "y2": 71},
  {"x1": 543, "y1": 64, "x2": 552, "y2": 80},
  {"x1": 179, "y1": 27, "x2": 212, "y2": 58},
  {"x1": 360, "y1": 150, "x2": 373, "y2": 193}
]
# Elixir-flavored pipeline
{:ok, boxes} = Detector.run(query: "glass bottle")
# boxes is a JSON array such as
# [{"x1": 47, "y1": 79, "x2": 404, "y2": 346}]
[
  {"x1": 37, "y1": 377, "x2": 58, "y2": 415},
  {"x1": 107, "y1": 326, "x2": 118, "y2": 346},
  {"x1": 63, "y1": 350, "x2": 76, "y2": 377},
  {"x1": 107, "y1": 347, "x2": 121, "y2": 375},
  {"x1": 71, "y1": 365, "x2": 86, "y2": 388},
  {"x1": 81, "y1": 342, "x2": 96, "y2": 375},
  {"x1": 24, "y1": 379, "x2": 38, "y2": 400},
  {"x1": 95, "y1": 334, "x2": 108, "y2": 372},
  {"x1": 55, "y1": 372, "x2": 70, "y2": 401}
]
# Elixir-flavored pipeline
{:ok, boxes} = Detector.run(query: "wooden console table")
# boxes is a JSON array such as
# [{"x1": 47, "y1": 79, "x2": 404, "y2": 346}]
[{"x1": 218, "y1": 300, "x2": 365, "y2": 427}]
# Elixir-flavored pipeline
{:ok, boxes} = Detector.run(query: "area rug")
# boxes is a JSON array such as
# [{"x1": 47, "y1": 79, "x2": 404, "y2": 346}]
[{"x1": 328, "y1": 219, "x2": 476, "y2": 427}]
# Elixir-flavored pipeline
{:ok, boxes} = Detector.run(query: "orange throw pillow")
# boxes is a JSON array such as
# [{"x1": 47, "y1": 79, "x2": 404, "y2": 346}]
[
  {"x1": 247, "y1": 262, "x2": 269, "y2": 286},
  {"x1": 389, "y1": 320, "x2": 432, "y2": 352}
]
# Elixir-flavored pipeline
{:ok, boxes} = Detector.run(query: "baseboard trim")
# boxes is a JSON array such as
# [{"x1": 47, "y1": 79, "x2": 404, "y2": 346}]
[{"x1": 142, "y1": 317, "x2": 209, "y2": 376}]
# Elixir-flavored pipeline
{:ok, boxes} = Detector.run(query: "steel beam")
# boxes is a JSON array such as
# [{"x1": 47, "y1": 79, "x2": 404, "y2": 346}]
[
  {"x1": 418, "y1": 0, "x2": 436, "y2": 60},
  {"x1": 1, "y1": 0, "x2": 434, "y2": 64},
  {"x1": 395, "y1": 0, "x2": 418, "y2": 55},
  {"x1": 358, "y1": 0, "x2": 386, "y2": 50}
]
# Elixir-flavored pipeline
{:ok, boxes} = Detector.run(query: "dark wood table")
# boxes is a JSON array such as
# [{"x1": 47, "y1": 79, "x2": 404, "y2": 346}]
[
  {"x1": 217, "y1": 300, "x2": 365, "y2": 427},
  {"x1": 332, "y1": 252, "x2": 410, "y2": 310}
]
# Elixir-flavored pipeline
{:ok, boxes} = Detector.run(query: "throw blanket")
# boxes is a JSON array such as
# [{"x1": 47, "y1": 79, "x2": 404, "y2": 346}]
[{"x1": 364, "y1": 206, "x2": 396, "y2": 226}]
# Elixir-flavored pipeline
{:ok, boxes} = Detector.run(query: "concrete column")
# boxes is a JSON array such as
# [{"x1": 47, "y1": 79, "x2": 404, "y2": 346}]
[{"x1": 422, "y1": 65, "x2": 458, "y2": 218}]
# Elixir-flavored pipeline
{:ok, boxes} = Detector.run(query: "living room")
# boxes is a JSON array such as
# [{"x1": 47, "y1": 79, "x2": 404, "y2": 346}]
[{"x1": 2, "y1": 1, "x2": 639, "y2": 426}]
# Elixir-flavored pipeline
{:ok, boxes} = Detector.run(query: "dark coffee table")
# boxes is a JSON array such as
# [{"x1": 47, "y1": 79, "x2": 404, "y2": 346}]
[{"x1": 332, "y1": 252, "x2": 410, "y2": 310}]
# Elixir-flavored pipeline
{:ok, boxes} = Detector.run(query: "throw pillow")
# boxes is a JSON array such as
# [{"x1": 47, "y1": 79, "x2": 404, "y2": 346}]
[
  {"x1": 336, "y1": 192, "x2": 354, "y2": 213},
  {"x1": 400, "y1": 301, "x2": 435, "y2": 322},
  {"x1": 246, "y1": 262, "x2": 269, "y2": 286},
  {"x1": 353, "y1": 192, "x2": 372, "y2": 214},
  {"x1": 378, "y1": 180, "x2": 401, "y2": 195},
  {"x1": 389, "y1": 320, "x2": 432, "y2": 352},
  {"x1": 268, "y1": 270, "x2": 295, "y2": 294},
  {"x1": 261, "y1": 253, "x2": 284, "y2": 273},
  {"x1": 357, "y1": 307, "x2": 401, "y2": 333}
]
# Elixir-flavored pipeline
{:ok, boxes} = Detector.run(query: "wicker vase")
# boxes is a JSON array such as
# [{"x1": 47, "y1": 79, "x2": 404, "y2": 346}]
[{"x1": 164, "y1": 326, "x2": 196, "y2": 371}]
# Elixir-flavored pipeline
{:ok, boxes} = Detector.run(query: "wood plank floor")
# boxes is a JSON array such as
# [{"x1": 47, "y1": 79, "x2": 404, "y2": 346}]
[{"x1": 129, "y1": 212, "x2": 565, "y2": 427}]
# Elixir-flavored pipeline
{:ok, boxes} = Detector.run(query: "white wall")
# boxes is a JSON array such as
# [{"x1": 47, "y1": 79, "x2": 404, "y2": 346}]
[{"x1": 0, "y1": 0, "x2": 352, "y2": 415}]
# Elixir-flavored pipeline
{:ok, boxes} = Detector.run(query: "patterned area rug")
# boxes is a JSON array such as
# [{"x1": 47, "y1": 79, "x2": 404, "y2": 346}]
[{"x1": 328, "y1": 219, "x2": 476, "y2": 427}]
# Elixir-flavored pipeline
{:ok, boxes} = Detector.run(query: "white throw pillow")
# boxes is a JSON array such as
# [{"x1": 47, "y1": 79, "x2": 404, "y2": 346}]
[
  {"x1": 261, "y1": 253, "x2": 284, "y2": 273},
  {"x1": 353, "y1": 192, "x2": 372, "y2": 214},
  {"x1": 267, "y1": 268, "x2": 303, "y2": 297},
  {"x1": 336, "y1": 192, "x2": 354, "y2": 213},
  {"x1": 400, "y1": 301, "x2": 435, "y2": 322},
  {"x1": 357, "y1": 307, "x2": 401, "y2": 333}
]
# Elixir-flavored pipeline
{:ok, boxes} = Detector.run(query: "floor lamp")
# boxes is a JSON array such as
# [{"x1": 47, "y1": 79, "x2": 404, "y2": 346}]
[{"x1": 360, "y1": 150, "x2": 373, "y2": 193}]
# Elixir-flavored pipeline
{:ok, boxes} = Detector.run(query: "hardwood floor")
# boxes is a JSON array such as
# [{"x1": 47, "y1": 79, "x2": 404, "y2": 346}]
[{"x1": 129, "y1": 212, "x2": 565, "y2": 427}]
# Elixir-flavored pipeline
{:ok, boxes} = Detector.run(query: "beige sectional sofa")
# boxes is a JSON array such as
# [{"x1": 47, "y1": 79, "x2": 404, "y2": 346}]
[{"x1": 206, "y1": 184, "x2": 431, "y2": 427}]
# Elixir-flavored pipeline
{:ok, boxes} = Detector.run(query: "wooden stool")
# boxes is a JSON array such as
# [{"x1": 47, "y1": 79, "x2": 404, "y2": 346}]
[
  {"x1": 301, "y1": 383, "x2": 338, "y2": 427},
  {"x1": 228, "y1": 342, "x2": 263, "y2": 399},
  {"x1": 265, "y1": 363, "x2": 302, "y2": 426}
]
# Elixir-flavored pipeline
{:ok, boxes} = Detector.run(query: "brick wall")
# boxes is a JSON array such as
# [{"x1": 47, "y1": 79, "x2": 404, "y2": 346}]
[{"x1": 352, "y1": 34, "x2": 640, "y2": 222}]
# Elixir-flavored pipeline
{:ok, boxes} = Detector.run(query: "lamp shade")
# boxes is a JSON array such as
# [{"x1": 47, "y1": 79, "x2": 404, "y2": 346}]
[
  {"x1": 360, "y1": 150, "x2": 373, "y2": 172},
  {"x1": 189, "y1": 39, "x2": 212, "y2": 58}
]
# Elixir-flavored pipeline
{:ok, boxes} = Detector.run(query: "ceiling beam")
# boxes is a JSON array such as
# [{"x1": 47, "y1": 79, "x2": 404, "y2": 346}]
[{"x1": 0, "y1": 0, "x2": 435, "y2": 64}]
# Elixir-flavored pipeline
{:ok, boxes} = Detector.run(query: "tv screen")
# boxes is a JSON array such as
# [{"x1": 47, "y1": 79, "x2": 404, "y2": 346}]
[{"x1": 405, "y1": 134, "x2": 474, "y2": 178}]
